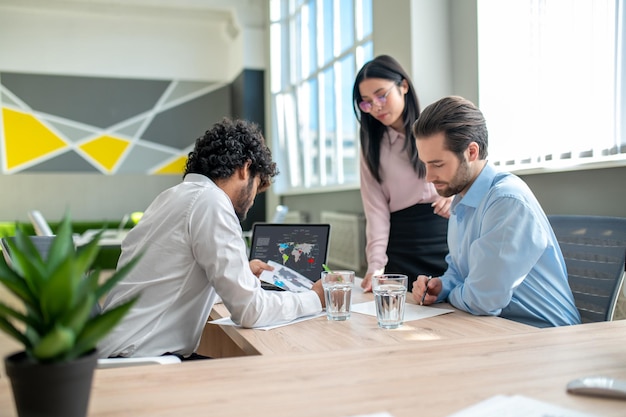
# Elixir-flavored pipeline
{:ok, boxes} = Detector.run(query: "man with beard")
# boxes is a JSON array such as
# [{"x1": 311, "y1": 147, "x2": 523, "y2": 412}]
[
  {"x1": 410, "y1": 96, "x2": 580, "y2": 328},
  {"x1": 98, "y1": 118, "x2": 325, "y2": 359}
]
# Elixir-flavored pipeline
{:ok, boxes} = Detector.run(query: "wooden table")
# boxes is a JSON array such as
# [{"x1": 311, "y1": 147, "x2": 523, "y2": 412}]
[
  {"x1": 0, "y1": 336, "x2": 20, "y2": 378},
  {"x1": 2, "y1": 319, "x2": 624, "y2": 417},
  {"x1": 199, "y1": 282, "x2": 535, "y2": 357}
]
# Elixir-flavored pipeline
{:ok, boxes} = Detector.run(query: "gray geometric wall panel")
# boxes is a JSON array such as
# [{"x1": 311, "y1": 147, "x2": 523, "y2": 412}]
[
  {"x1": 165, "y1": 81, "x2": 216, "y2": 105},
  {"x1": 0, "y1": 71, "x2": 235, "y2": 174},
  {"x1": 44, "y1": 119, "x2": 96, "y2": 143},
  {"x1": 113, "y1": 119, "x2": 146, "y2": 139},
  {"x1": 141, "y1": 85, "x2": 231, "y2": 149},
  {"x1": 1, "y1": 73, "x2": 170, "y2": 129},
  {"x1": 0, "y1": 91, "x2": 20, "y2": 108},
  {"x1": 116, "y1": 144, "x2": 179, "y2": 174},
  {"x1": 22, "y1": 150, "x2": 100, "y2": 173}
]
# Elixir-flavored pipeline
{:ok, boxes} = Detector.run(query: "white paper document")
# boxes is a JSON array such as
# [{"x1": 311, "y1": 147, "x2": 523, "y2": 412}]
[
  {"x1": 258, "y1": 260, "x2": 313, "y2": 292},
  {"x1": 351, "y1": 301, "x2": 453, "y2": 322},
  {"x1": 447, "y1": 395, "x2": 601, "y2": 417},
  {"x1": 208, "y1": 312, "x2": 326, "y2": 331}
]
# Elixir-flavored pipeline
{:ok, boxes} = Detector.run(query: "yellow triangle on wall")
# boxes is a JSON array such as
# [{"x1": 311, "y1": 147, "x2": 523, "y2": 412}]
[
  {"x1": 155, "y1": 155, "x2": 187, "y2": 174},
  {"x1": 79, "y1": 135, "x2": 130, "y2": 172},
  {"x1": 2, "y1": 107, "x2": 67, "y2": 169}
]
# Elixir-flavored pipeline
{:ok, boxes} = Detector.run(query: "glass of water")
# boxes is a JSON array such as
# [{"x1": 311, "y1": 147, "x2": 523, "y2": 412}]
[
  {"x1": 321, "y1": 270, "x2": 355, "y2": 321},
  {"x1": 372, "y1": 274, "x2": 408, "y2": 329}
]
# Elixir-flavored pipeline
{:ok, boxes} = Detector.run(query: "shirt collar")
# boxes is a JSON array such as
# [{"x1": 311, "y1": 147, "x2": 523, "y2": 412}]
[
  {"x1": 451, "y1": 162, "x2": 496, "y2": 211},
  {"x1": 183, "y1": 173, "x2": 213, "y2": 184},
  {"x1": 386, "y1": 126, "x2": 404, "y2": 145}
]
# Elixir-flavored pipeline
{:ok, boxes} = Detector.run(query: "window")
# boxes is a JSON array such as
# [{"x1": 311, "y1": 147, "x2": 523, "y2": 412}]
[
  {"x1": 477, "y1": 0, "x2": 625, "y2": 172},
  {"x1": 269, "y1": 0, "x2": 373, "y2": 194}
]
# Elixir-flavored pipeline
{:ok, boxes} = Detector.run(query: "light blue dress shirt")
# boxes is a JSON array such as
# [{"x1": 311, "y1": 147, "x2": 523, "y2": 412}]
[{"x1": 438, "y1": 164, "x2": 581, "y2": 328}]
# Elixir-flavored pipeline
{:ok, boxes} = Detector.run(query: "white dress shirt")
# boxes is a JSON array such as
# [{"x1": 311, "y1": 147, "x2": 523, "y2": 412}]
[{"x1": 98, "y1": 174, "x2": 322, "y2": 358}]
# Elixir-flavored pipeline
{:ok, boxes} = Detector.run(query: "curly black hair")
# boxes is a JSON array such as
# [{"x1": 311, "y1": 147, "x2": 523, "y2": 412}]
[{"x1": 184, "y1": 118, "x2": 279, "y2": 189}]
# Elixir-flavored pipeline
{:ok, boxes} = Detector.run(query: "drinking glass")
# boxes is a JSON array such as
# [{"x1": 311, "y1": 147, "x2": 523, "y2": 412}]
[
  {"x1": 321, "y1": 270, "x2": 355, "y2": 321},
  {"x1": 372, "y1": 274, "x2": 408, "y2": 329}
]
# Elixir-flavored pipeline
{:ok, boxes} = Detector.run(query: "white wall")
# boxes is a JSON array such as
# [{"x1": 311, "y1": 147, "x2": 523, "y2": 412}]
[
  {"x1": 372, "y1": 0, "x2": 456, "y2": 107},
  {"x1": 0, "y1": 2, "x2": 244, "y2": 81},
  {"x1": 0, "y1": 174, "x2": 180, "y2": 223}
]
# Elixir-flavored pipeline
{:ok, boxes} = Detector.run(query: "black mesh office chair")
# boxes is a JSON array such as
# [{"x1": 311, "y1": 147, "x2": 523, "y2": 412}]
[{"x1": 548, "y1": 215, "x2": 626, "y2": 323}]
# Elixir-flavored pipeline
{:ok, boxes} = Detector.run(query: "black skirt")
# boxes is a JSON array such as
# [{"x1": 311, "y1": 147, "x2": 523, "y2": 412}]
[{"x1": 385, "y1": 203, "x2": 449, "y2": 290}]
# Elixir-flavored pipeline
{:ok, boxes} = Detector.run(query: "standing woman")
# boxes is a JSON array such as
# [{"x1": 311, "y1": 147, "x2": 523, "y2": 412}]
[{"x1": 353, "y1": 55, "x2": 451, "y2": 292}]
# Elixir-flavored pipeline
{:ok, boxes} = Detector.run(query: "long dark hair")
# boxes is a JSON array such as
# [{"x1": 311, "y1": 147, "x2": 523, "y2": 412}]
[{"x1": 352, "y1": 55, "x2": 425, "y2": 182}]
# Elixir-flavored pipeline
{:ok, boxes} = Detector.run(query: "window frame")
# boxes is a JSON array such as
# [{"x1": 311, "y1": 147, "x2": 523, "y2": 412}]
[{"x1": 269, "y1": 0, "x2": 373, "y2": 195}]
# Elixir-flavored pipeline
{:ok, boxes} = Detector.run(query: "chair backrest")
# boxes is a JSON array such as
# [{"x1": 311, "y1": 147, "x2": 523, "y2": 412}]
[
  {"x1": 548, "y1": 215, "x2": 626, "y2": 323},
  {"x1": 1, "y1": 235, "x2": 54, "y2": 264},
  {"x1": 27, "y1": 210, "x2": 54, "y2": 237}
]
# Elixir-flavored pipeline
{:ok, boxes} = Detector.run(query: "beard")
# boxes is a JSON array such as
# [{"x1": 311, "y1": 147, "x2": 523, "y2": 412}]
[
  {"x1": 434, "y1": 158, "x2": 472, "y2": 198},
  {"x1": 233, "y1": 176, "x2": 256, "y2": 221}
]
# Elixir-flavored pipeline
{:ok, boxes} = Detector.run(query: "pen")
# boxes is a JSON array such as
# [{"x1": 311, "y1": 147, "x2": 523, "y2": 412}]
[{"x1": 420, "y1": 276, "x2": 432, "y2": 306}]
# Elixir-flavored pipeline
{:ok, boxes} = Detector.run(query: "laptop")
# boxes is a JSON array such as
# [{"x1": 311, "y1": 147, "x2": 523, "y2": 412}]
[{"x1": 248, "y1": 223, "x2": 331, "y2": 289}]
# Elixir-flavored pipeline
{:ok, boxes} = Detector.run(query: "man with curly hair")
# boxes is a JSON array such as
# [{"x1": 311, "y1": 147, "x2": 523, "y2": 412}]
[{"x1": 98, "y1": 118, "x2": 326, "y2": 359}]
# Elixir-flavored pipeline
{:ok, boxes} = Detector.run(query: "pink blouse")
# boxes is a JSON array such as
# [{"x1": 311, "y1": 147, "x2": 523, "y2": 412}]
[{"x1": 359, "y1": 127, "x2": 440, "y2": 276}]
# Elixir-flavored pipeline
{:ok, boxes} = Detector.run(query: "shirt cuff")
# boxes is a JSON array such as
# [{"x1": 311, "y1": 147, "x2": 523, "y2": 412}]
[
  {"x1": 367, "y1": 267, "x2": 385, "y2": 277},
  {"x1": 298, "y1": 290, "x2": 323, "y2": 316}
]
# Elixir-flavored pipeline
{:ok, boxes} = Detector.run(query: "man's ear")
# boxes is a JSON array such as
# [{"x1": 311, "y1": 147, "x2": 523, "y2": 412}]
[
  {"x1": 237, "y1": 161, "x2": 252, "y2": 180},
  {"x1": 467, "y1": 142, "x2": 480, "y2": 162}
]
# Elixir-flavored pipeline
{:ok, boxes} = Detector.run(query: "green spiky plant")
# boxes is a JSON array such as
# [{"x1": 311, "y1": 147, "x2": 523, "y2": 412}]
[{"x1": 0, "y1": 214, "x2": 140, "y2": 363}]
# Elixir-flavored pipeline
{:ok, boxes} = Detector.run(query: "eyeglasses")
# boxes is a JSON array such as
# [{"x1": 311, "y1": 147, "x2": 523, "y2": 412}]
[{"x1": 358, "y1": 84, "x2": 396, "y2": 113}]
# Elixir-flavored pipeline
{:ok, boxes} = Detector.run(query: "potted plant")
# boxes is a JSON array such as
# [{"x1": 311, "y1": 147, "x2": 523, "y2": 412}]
[{"x1": 0, "y1": 214, "x2": 140, "y2": 417}]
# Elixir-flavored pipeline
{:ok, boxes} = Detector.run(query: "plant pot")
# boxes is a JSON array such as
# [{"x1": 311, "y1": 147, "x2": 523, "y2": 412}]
[{"x1": 4, "y1": 350, "x2": 98, "y2": 417}]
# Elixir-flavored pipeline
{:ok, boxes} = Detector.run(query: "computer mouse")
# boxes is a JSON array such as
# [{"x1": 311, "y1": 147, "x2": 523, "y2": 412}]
[{"x1": 566, "y1": 376, "x2": 626, "y2": 400}]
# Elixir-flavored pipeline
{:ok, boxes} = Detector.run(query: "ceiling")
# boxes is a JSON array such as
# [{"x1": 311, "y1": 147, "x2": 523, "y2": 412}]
[{"x1": 0, "y1": 0, "x2": 267, "y2": 38}]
